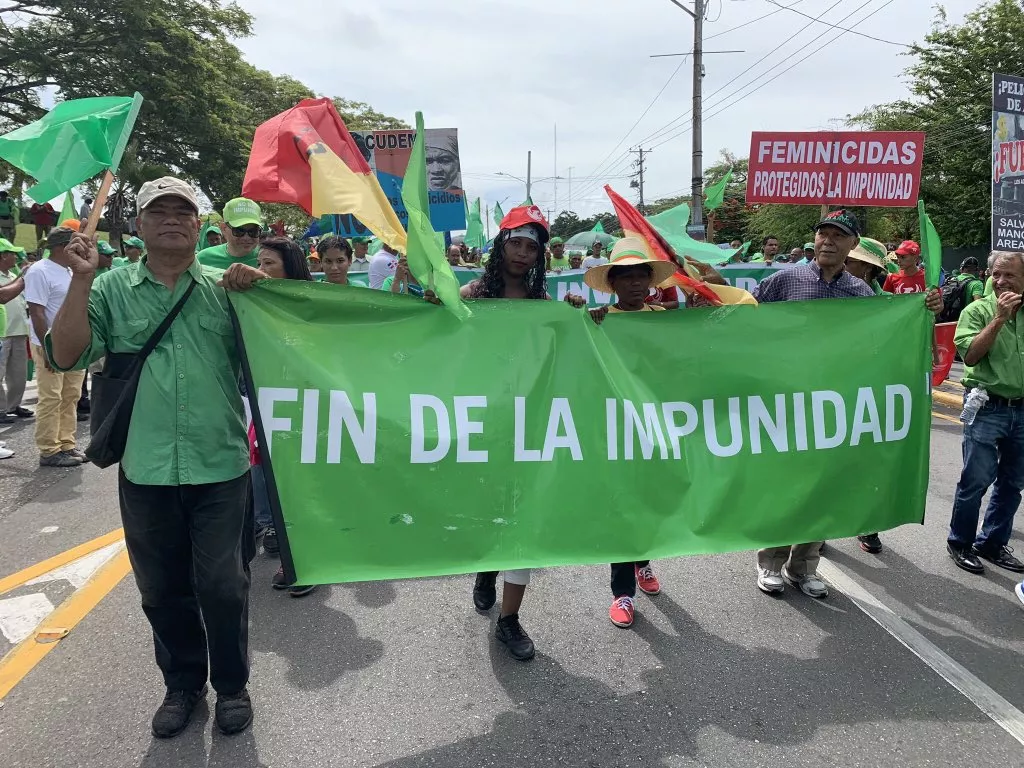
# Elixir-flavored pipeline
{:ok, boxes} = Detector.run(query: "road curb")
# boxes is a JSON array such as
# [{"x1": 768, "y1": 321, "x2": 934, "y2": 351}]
[{"x1": 933, "y1": 389, "x2": 962, "y2": 409}]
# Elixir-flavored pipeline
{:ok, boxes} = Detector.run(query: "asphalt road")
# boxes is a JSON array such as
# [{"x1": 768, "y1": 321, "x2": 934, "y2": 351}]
[{"x1": 1, "y1": 391, "x2": 1023, "y2": 767}]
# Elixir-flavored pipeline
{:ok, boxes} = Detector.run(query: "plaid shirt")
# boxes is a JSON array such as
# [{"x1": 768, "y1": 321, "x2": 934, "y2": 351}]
[{"x1": 753, "y1": 261, "x2": 875, "y2": 303}]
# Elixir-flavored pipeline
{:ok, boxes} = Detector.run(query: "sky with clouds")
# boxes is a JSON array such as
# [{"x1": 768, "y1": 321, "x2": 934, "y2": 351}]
[{"x1": 234, "y1": 0, "x2": 976, "y2": 225}]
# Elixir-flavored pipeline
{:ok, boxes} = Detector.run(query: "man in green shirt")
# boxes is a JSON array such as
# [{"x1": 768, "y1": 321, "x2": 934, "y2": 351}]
[
  {"x1": 197, "y1": 197, "x2": 263, "y2": 270},
  {"x1": 0, "y1": 191, "x2": 15, "y2": 241},
  {"x1": 947, "y1": 251, "x2": 1024, "y2": 576},
  {"x1": 547, "y1": 236, "x2": 570, "y2": 271},
  {"x1": 47, "y1": 176, "x2": 255, "y2": 739}
]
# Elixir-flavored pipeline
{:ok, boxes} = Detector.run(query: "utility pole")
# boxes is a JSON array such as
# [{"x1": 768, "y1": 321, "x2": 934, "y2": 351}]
[
  {"x1": 629, "y1": 147, "x2": 650, "y2": 214},
  {"x1": 526, "y1": 150, "x2": 532, "y2": 202},
  {"x1": 553, "y1": 124, "x2": 558, "y2": 215},
  {"x1": 485, "y1": 203, "x2": 490, "y2": 241},
  {"x1": 567, "y1": 167, "x2": 573, "y2": 212}
]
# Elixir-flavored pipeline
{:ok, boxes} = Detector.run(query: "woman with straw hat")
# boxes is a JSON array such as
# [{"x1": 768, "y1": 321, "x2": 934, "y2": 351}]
[{"x1": 584, "y1": 237, "x2": 677, "y2": 628}]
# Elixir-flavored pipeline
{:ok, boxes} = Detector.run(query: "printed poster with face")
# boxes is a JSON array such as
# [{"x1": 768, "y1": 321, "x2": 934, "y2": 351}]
[
  {"x1": 323, "y1": 128, "x2": 465, "y2": 239},
  {"x1": 992, "y1": 73, "x2": 1024, "y2": 250}
]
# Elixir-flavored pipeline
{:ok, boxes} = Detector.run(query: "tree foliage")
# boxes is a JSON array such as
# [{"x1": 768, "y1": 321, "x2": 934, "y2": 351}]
[
  {"x1": 0, "y1": 0, "x2": 405, "y2": 220},
  {"x1": 849, "y1": 0, "x2": 1024, "y2": 247},
  {"x1": 550, "y1": 210, "x2": 618, "y2": 241}
]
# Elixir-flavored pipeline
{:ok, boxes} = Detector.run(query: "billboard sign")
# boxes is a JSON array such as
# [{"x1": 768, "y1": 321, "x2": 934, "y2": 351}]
[
  {"x1": 992, "y1": 73, "x2": 1024, "y2": 250},
  {"x1": 746, "y1": 131, "x2": 925, "y2": 207}
]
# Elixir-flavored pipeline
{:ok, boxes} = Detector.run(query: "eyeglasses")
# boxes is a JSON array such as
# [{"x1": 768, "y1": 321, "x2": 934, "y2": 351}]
[{"x1": 230, "y1": 226, "x2": 261, "y2": 238}]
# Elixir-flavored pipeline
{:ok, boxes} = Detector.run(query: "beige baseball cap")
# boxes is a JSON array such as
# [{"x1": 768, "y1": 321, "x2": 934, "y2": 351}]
[{"x1": 137, "y1": 176, "x2": 199, "y2": 214}]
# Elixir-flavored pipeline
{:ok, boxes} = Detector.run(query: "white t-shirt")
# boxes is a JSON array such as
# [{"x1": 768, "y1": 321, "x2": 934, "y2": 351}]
[
  {"x1": 368, "y1": 250, "x2": 398, "y2": 289},
  {"x1": 349, "y1": 257, "x2": 370, "y2": 273},
  {"x1": 0, "y1": 270, "x2": 28, "y2": 337},
  {"x1": 581, "y1": 256, "x2": 609, "y2": 270},
  {"x1": 23, "y1": 259, "x2": 72, "y2": 346}
]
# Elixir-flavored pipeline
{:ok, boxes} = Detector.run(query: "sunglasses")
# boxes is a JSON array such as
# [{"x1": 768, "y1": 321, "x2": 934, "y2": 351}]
[{"x1": 230, "y1": 226, "x2": 261, "y2": 238}]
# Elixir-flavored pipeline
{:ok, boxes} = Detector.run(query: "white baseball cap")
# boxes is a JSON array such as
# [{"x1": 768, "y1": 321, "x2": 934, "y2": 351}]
[{"x1": 137, "y1": 176, "x2": 199, "y2": 214}]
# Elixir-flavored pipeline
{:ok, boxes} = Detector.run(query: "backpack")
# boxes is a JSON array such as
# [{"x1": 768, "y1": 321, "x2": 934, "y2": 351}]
[{"x1": 938, "y1": 275, "x2": 972, "y2": 323}]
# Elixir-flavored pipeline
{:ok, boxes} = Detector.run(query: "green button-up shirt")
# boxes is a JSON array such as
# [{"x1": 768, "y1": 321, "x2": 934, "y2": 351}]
[
  {"x1": 954, "y1": 292, "x2": 1024, "y2": 399},
  {"x1": 45, "y1": 257, "x2": 248, "y2": 486}
]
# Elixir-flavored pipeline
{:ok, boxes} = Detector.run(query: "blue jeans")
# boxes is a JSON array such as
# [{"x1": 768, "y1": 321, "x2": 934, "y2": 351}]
[
  {"x1": 948, "y1": 400, "x2": 1024, "y2": 552},
  {"x1": 251, "y1": 464, "x2": 273, "y2": 530}
]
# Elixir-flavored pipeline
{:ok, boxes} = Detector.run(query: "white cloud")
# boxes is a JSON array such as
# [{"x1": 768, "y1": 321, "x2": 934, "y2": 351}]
[{"x1": 234, "y1": 0, "x2": 978, "y2": 219}]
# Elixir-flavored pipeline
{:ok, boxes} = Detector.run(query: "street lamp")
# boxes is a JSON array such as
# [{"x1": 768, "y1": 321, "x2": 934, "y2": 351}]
[{"x1": 495, "y1": 172, "x2": 565, "y2": 201}]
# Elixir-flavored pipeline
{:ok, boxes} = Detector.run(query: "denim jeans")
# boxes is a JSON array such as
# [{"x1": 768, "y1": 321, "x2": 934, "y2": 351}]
[
  {"x1": 948, "y1": 400, "x2": 1024, "y2": 553},
  {"x1": 251, "y1": 463, "x2": 273, "y2": 530}
]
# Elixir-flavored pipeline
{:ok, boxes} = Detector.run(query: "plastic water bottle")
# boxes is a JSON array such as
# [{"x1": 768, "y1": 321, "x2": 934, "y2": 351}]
[{"x1": 960, "y1": 388, "x2": 989, "y2": 425}]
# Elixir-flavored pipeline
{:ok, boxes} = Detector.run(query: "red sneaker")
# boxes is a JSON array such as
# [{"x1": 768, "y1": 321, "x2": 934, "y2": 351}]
[
  {"x1": 635, "y1": 564, "x2": 661, "y2": 595},
  {"x1": 609, "y1": 596, "x2": 635, "y2": 628}
]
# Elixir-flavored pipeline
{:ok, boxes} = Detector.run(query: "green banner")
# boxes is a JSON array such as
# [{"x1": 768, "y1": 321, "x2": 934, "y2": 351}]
[{"x1": 231, "y1": 283, "x2": 931, "y2": 586}]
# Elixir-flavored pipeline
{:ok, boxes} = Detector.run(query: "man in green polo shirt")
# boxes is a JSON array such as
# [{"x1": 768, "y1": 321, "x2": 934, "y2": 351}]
[
  {"x1": 197, "y1": 197, "x2": 263, "y2": 270},
  {"x1": 547, "y1": 236, "x2": 570, "y2": 271},
  {"x1": 47, "y1": 176, "x2": 255, "y2": 739},
  {"x1": 113, "y1": 236, "x2": 145, "y2": 268}
]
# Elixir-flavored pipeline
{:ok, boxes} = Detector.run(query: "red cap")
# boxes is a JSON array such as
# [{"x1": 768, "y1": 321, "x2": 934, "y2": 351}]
[
  {"x1": 895, "y1": 240, "x2": 920, "y2": 257},
  {"x1": 498, "y1": 205, "x2": 549, "y2": 241}
]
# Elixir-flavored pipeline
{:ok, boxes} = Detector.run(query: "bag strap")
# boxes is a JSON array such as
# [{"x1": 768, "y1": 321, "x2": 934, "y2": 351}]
[{"x1": 136, "y1": 279, "x2": 197, "y2": 362}]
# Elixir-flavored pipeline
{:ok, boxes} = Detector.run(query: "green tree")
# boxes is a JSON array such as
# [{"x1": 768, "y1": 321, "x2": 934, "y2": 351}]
[
  {"x1": 704, "y1": 151, "x2": 750, "y2": 243},
  {"x1": 849, "y1": 0, "x2": 1024, "y2": 247}
]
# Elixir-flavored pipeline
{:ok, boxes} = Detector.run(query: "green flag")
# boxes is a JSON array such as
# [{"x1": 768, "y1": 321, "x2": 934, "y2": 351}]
[
  {"x1": 232, "y1": 282, "x2": 930, "y2": 585},
  {"x1": 521, "y1": 195, "x2": 533, "y2": 206},
  {"x1": 592, "y1": 220, "x2": 605, "y2": 233},
  {"x1": 401, "y1": 112, "x2": 469, "y2": 319},
  {"x1": 918, "y1": 200, "x2": 942, "y2": 289},
  {"x1": 0, "y1": 93, "x2": 143, "y2": 202},
  {"x1": 493, "y1": 201, "x2": 504, "y2": 229},
  {"x1": 704, "y1": 168, "x2": 733, "y2": 212},
  {"x1": 59, "y1": 192, "x2": 77, "y2": 225},
  {"x1": 463, "y1": 198, "x2": 485, "y2": 249},
  {"x1": 644, "y1": 201, "x2": 730, "y2": 263}
]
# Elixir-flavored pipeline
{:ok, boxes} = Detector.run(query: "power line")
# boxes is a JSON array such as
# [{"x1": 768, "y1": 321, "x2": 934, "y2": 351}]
[{"x1": 764, "y1": 0, "x2": 910, "y2": 47}]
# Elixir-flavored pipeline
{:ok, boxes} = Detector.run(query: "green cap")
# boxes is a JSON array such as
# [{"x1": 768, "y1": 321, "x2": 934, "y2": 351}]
[
  {"x1": 124, "y1": 236, "x2": 145, "y2": 250},
  {"x1": 803, "y1": 242, "x2": 814, "y2": 251},
  {"x1": 0, "y1": 237, "x2": 16, "y2": 253},
  {"x1": 351, "y1": 236, "x2": 371, "y2": 244},
  {"x1": 549, "y1": 236, "x2": 564, "y2": 245},
  {"x1": 222, "y1": 197, "x2": 263, "y2": 228},
  {"x1": 97, "y1": 241, "x2": 117, "y2": 256}
]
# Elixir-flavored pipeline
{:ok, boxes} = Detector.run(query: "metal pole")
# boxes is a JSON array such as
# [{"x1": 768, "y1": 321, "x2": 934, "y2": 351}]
[
  {"x1": 567, "y1": 167, "x2": 573, "y2": 212},
  {"x1": 485, "y1": 204, "x2": 490, "y2": 241},
  {"x1": 638, "y1": 148, "x2": 646, "y2": 214},
  {"x1": 690, "y1": 0, "x2": 705, "y2": 236},
  {"x1": 526, "y1": 150, "x2": 532, "y2": 201},
  {"x1": 553, "y1": 124, "x2": 558, "y2": 215}
]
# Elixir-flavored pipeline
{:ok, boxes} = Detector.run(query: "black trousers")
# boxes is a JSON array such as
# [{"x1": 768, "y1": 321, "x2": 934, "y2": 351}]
[
  {"x1": 118, "y1": 469, "x2": 253, "y2": 694},
  {"x1": 610, "y1": 560, "x2": 651, "y2": 598}
]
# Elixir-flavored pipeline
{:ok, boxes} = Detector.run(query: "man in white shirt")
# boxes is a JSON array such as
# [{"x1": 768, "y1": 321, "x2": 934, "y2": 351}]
[
  {"x1": 581, "y1": 240, "x2": 609, "y2": 270},
  {"x1": 368, "y1": 242, "x2": 399, "y2": 289},
  {"x1": 0, "y1": 240, "x2": 30, "y2": 424},
  {"x1": 348, "y1": 237, "x2": 371, "y2": 273},
  {"x1": 24, "y1": 228, "x2": 85, "y2": 467}
]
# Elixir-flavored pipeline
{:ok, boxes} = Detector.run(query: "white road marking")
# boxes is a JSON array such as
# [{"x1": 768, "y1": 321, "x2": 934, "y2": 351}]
[
  {"x1": 39, "y1": 526, "x2": 59, "y2": 534},
  {"x1": 0, "y1": 593, "x2": 55, "y2": 644},
  {"x1": 819, "y1": 558, "x2": 1024, "y2": 747},
  {"x1": 25, "y1": 542, "x2": 123, "y2": 589}
]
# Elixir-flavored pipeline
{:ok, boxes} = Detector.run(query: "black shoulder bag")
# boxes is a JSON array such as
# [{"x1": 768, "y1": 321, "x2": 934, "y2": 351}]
[{"x1": 85, "y1": 281, "x2": 197, "y2": 468}]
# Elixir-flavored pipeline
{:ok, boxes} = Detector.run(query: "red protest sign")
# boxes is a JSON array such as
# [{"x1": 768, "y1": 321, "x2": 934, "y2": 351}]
[{"x1": 746, "y1": 131, "x2": 925, "y2": 207}]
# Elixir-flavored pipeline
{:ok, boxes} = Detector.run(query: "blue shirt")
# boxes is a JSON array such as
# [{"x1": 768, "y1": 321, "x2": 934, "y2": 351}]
[{"x1": 753, "y1": 261, "x2": 875, "y2": 303}]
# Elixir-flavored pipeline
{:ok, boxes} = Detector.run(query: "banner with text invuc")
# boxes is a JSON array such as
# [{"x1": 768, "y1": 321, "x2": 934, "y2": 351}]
[
  {"x1": 746, "y1": 131, "x2": 925, "y2": 207},
  {"x1": 231, "y1": 282, "x2": 932, "y2": 586},
  {"x1": 992, "y1": 72, "x2": 1024, "y2": 250},
  {"x1": 326, "y1": 128, "x2": 465, "y2": 237}
]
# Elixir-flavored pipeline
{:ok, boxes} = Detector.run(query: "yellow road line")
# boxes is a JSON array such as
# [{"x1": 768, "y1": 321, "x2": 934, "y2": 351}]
[
  {"x1": 933, "y1": 390, "x2": 962, "y2": 409},
  {"x1": 933, "y1": 410, "x2": 962, "y2": 426},
  {"x1": 0, "y1": 548, "x2": 131, "y2": 700},
  {"x1": 0, "y1": 528, "x2": 124, "y2": 596}
]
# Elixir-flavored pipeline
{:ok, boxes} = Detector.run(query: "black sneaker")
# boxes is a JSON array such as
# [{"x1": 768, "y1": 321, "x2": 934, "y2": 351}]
[
  {"x1": 271, "y1": 564, "x2": 288, "y2": 590},
  {"x1": 215, "y1": 689, "x2": 253, "y2": 735},
  {"x1": 857, "y1": 533, "x2": 883, "y2": 554},
  {"x1": 974, "y1": 545, "x2": 1024, "y2": 573},
  {"x1": 151, "y1": 686, "x2": 207, "y2": 738},
  {"x1": 10, "y1": 406, "x2": 33, "y2": 418},
  {"x1": 0, "y1": 413, "x2": 13, "y2": 424},
  {"x1": 39, "y1": 452, "x2": 81, "y2": 468},
  {"x1": 947, "y1": 542, "x2": 985, "y2": 574},
  {"x1": 473, "y1": 571, "x2": 498, "y2": 611},
  {"x1": 289, "y1": 584, "x2": 317, "y2": 598},
  {"x1": 76, "y1": 410, "x2": 89, "y2": 422},
  {"x1": 263, "y1": 527, "x2": 280, "y2": 556},
  {"x1": 495, "y1": 613, "x2": 535, "y2": 661}
]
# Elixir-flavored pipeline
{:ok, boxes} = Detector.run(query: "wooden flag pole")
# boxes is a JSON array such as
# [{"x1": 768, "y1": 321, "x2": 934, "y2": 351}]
[
  {"x1": 82, "y1": 170, "x2": 114, "y2": 238},
  {"x1": 820, "y1": 203, "x2": 828, "y2": 219}
]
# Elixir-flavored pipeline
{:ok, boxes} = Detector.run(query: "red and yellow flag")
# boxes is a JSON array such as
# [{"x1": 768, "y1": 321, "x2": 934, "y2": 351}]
[
  {"x1": 604, "y1": 185, "x2": 722, "y2": 306},
  {"x1": 243, "y1": 98, "x2": 407, "y2": 251}
]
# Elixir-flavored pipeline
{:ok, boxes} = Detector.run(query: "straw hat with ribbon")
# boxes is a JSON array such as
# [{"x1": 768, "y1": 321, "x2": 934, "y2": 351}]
[
  {"x1": 848, "y1": 237, "x2": 887, "y2": 269},
  {"x1": 583, "y1": 237, "x2": 677, "y2": 295}
]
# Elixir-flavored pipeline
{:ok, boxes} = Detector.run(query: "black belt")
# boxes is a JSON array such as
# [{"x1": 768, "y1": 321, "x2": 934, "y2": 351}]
[{"x1": 972, "y1": 390, "x2": 1024, "y2": 407}]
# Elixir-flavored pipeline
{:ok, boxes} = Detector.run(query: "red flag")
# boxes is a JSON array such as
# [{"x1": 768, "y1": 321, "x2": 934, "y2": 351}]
[
  {"x1": 932, "y1": 322, "x2": 957, "y2": 387},
  {"x1": 604, "y1": 185, "x2": 722, "y2": 306},
  {"x1": 242, "y1": 98, "x2": 406, "y2": 249}
]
